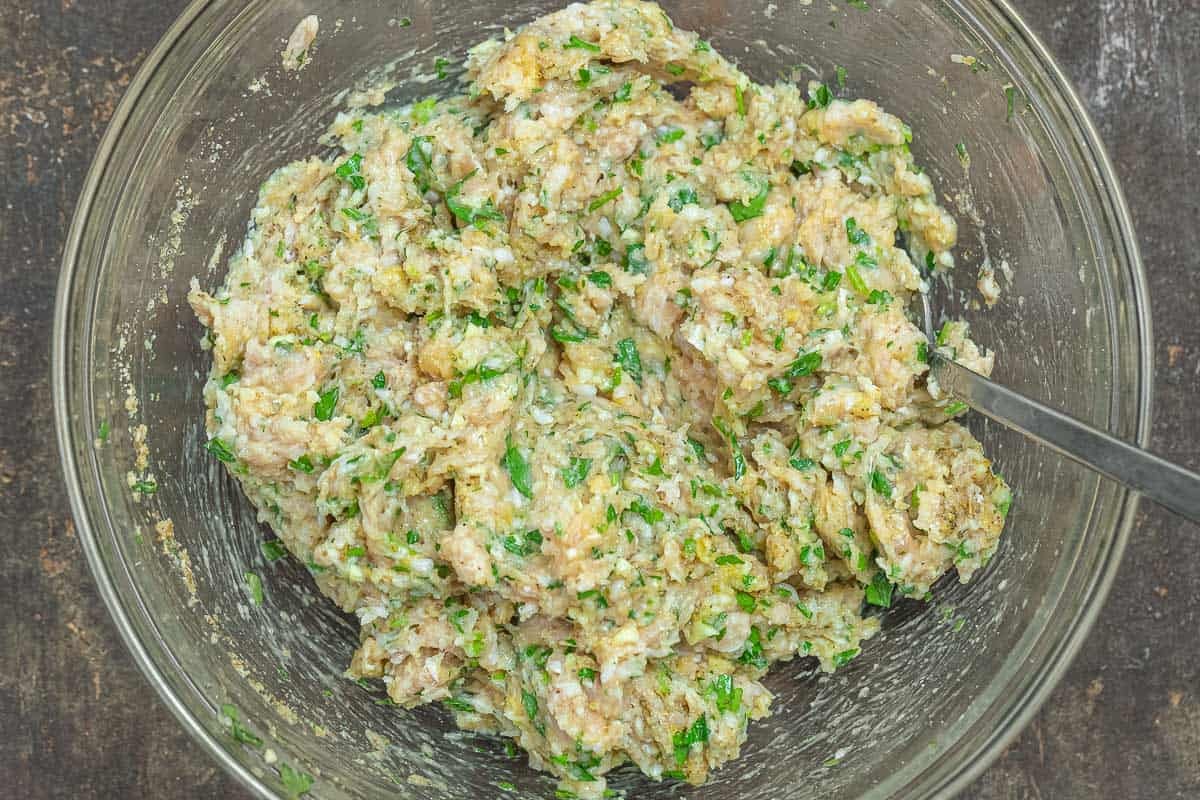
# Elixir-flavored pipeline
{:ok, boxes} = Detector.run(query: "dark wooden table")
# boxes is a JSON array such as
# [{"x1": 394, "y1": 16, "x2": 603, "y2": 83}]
[{"x1": 2, "y1": 1, "x2": 1198, "y2": 797}]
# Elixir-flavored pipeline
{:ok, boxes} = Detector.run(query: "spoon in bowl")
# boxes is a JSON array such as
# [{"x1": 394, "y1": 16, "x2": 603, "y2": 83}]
[{"x1": 916, "y1": 290, "x2": 1200, "y2": 523}]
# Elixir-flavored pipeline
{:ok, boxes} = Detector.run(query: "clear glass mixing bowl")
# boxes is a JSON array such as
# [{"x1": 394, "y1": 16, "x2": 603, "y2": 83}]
[{"x1": 52, "y1": 1, "x2": 1151, "y2": 797}]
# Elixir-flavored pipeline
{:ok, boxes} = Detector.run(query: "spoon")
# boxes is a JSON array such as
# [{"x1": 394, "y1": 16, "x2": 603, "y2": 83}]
[{"x1": 916, "y1": 291, "x2": 1200, "y2": 523}]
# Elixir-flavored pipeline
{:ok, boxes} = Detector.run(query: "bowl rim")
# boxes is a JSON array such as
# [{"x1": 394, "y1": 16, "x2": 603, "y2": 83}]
[{"x1": 52, "y1": 1, "x2": 1152, "y2": 798}]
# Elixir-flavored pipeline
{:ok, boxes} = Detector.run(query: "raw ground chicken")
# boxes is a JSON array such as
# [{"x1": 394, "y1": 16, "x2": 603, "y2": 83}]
[{"x1": 189, "y1": 1, "x2": 1012, "y2": 795}]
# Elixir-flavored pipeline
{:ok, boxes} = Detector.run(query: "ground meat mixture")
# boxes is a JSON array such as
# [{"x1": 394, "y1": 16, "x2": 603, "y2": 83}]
[{"x1": 190, "y1": 2, "x2": 1011, "y2": 795}]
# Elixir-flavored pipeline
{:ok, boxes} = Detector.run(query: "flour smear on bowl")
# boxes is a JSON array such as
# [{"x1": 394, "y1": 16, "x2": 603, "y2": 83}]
[{"x1": 188, "y1": 1, "x2": 1011, "y2": 794}]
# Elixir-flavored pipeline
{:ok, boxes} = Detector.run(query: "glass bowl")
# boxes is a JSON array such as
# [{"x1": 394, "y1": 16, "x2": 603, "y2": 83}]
[{"x1": 52, "y1": 0, "x2": 1151, "y2": 797}]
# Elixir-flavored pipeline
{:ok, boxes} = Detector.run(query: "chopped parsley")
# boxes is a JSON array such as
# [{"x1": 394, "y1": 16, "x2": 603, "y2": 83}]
[
  {"x1": 244, "y1": 572, "x2": 263, "y2": 605},
  {"x1": 786, "y1": 351, "x2": 822, "y2": 378},
  {"x1": 340, "y1": 207, "x2": 378, "y2": 237},
  {"x1": 865, "y1": 571, "x2": 893, "y2": 608},
  {"x1": 623, "y1": 242, "x2": 649, "y2": 274},
  {"x1": 712, "y1": 417, "x2": 746, "y2": 480},
  {"x1": 735, "y1": 591, "x2": 757, "y2": 613},
  {"x1": 446, "y1": 178, "x2": 506, "y2": 230},
  {"x1": 221, "y1": 704, "x2": 263, "y2": 748},
  {"x1": 503, "y1": 434, "x2": 534, "y2": 499},
  {"x1": 313, "y1": 386, "x2": 338, "y2": 421},
  {"x1": 869, "y1": 469, "x2": 893, "y2": 498},
  {"x1": 405, "y1": 136, "x2": 434, "y2": 194},
  {"x1": 205, "y1": 437, "x2": 237, "y2": 463},
  {"x1": 279, "y1": 763, "x2": 314, "y2": 797},
  {"x1": 738, "y1": 627, "x2": 767, "y2": 669},
  {"x1": 727, "y1": 175, "x2": 769, "y2": 222},
  {"x1": 587, "y1": 186, "x2": 623, "y2": 213},
  {"x1": 808, "y1": 83, "x2": 833, "y2": 109},
  {"x1": 672, "y1": 715, "x2": 710, "y2": 764},
  {"x1": 613, "y1": 338, "x2": 643, "y2": 385},
  {"x1": 561, "y1": 456, "x2": 593, "y2": 488},
  {"x1": 261, "y1": 540, "x2": 288, "y2": 562},
  {"x1": 832, "y1": 648, "x2": 859, "y2": 668},
  {"x1": 563, "y1": 34, "x2": 601, "y2": 52},
  {"x1": 845, "y1": 217, "x2": 870, "y2": 245},
  {"x1": 448, "y1": 361, "x2": 510, "y2": 398},
  {"x1": 945, "y1": 400, "x2": 969, "y2": 416},
  {"x1": 657, "y1": 126, "x2": 686, "y2": 145},
  {"x1": 710, "y1": 674, "x2": 742, "y2": 713},
  {"x1": 334, "y1": 152, "x2": 365, "y2": 191},
  {"x1": 628, "y1": 498, "x2": 664, "y2": 525},
  {"x1": 288, "y1": 454, "x2": 315, "y2": 474},
  {"x1": 576, "y1": 588, "x2": 609, "y2": 608}
]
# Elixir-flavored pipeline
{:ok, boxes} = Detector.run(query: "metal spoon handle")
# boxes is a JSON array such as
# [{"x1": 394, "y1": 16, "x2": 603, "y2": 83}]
[{"x1": 932, "y1": 356, "x2": 1200, "y2": 523}]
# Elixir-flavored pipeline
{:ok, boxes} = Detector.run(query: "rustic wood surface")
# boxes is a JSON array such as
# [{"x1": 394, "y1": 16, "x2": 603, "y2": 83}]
[{"x1": 1, "y1": 0, "x2": 1197, "y2": 796}]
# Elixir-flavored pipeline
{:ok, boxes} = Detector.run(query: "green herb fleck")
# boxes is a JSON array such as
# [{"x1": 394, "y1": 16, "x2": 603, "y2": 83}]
[
  {"x1": 446, "y1": 179, "x2": 506, "y2": 231},
  {"x1": 735, "y1": 591, "x2": 756, "y2": 613},
  {"x1": 623, "y1": 242, "x2": 649, "y2": 274},
  {"x1": 313, "y1": 386, "x2": 338, "y2": 421},
  {"x1": 405, "y1": 136, "x2": 434, "y2": 193},
  {"x1": 563, "y1": 34, "x2": 601, "y2": 52},
  {"x1": 712, "y1": 417, "x2": 746, "y2": 480},
  {"x1": 808, "y1": 83, "x2": 832, "y2": 109},
  {"x1": 865, "y1": 571, "x2": 893, "y2": 608},
  {"x1": 221, "y1": 704, "x2": 263, "y2": 748},
  {"x1": 205, "y1": 437, "x2": 237, "y2": 463},
  {"x1": 245, "y1": 572, "x2": 263, "y2": 606},
  {"x1": 588, "y1": 187, "x2": 623, "y2": 213},
  {"x1": 334, "y1": 152, "x2": 366, "y2": 191},
  {"x1": 261, "y1": 540, "x2": 288, "y2": 562},
  {"x1": 845, "y1": 217, "x2": 870, "y2": 245},
  {"x1": 502, "y1": 434, "x2": 534, "y2": 499},
  {"x1": 613, "y1": 338, "x2": 643, "y2": 385},
  {"x1": 727, "y1": 176, "x2": 769, "y2": 223},
  {"x1": 562, "y1": 457, "x2": 593, "y2": 489},
  {"x1": 832, "y1": 648, "x2": 859, "y2": 668},
  {"x1": 869, "y1": 469, "x2": 893, "y2": 498},
  {"x1": 844, "y1": 264, "x2": 868, "y2": 294},
  {"x1": 340, "y1": 207, "x2": 378, "y2": 237},
  {"x1": 288, "y1": 454, "x2": 315, "y2": 474},
  {"x1": 672, "y1": 715, "x2": 710, "y2": 764},
  {"x1": 279, "y1": 763, "x2": 314, "y2": 797},
  {"x1": 657, "y1": 127, "x2": 685, "y2": 145}
]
